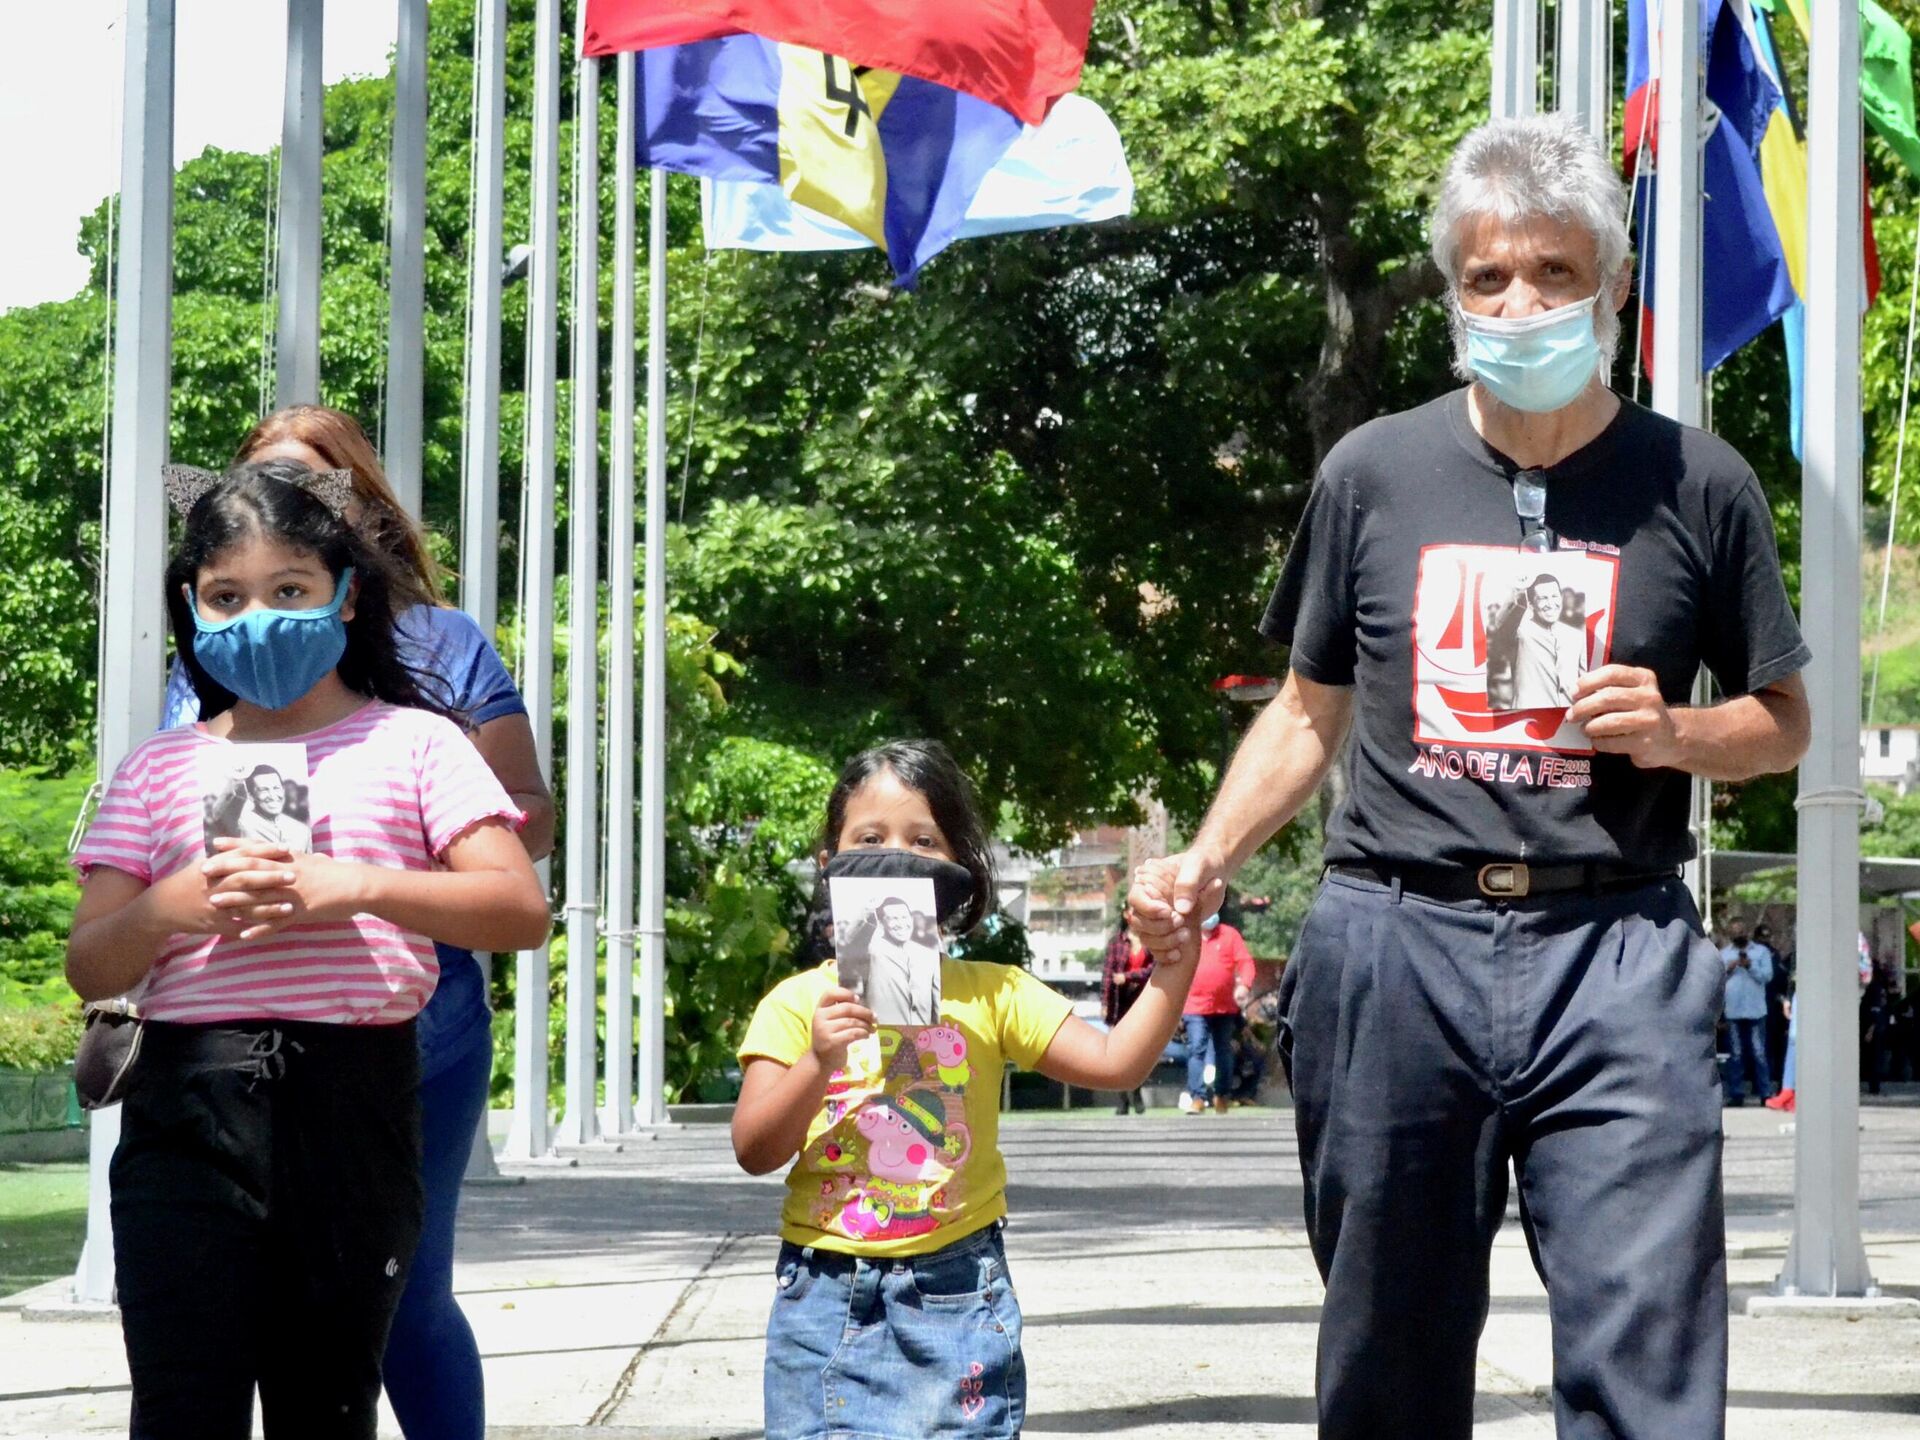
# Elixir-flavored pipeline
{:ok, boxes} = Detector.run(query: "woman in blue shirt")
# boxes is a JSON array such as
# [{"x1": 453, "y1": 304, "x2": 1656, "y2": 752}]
[{"x1": 164, "y1": 405, "x2": 554, "y2": 1440}]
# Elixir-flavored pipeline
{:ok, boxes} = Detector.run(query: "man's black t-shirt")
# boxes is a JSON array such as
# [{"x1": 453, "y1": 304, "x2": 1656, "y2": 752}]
[{"x1": 1260, "y1": 389, "x2": 1810, "y2": 869}]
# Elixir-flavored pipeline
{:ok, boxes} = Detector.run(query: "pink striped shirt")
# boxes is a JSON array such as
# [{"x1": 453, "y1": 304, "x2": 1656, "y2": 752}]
[{"x1": 74, "y1": 701, "x2": 524, "y2": 1025}]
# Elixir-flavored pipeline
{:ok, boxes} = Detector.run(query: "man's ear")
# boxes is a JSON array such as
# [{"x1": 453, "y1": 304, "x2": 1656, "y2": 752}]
[{"x1": 1609, "y1": 262, "x2": 1633, "y2": 315}]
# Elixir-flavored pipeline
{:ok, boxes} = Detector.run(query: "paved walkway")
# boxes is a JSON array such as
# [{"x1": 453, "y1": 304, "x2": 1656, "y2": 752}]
[{"x1": 4, "y1": 1102, "x2": 1920, "y2": 1437}]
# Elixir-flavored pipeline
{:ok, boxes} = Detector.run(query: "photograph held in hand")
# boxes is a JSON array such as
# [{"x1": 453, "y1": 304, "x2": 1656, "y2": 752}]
[
  {"x1": 197, "y1": 744, "x2": 314, "y2": 856},
  {"x1": 829, "y1": 874, "x2": 942, "y2": 1026}
]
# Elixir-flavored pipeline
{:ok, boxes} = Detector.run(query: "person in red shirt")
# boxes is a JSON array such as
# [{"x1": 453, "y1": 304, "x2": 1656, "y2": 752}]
[
  {"x1": 1182, "y1": 914, "x2": 1253, "y2": 1113},
  {"x1": 1101, "y1": 922, "x2": 1155, "y2": 1114}
]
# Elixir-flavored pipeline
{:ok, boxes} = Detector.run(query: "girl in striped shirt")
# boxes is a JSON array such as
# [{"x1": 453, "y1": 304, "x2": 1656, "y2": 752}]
[{"x1": 67, "y1": 462, "x2": 551, "y2": 1440}]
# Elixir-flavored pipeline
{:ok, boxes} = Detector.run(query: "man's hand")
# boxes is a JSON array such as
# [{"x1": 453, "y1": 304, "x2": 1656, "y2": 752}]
[
  {"x1": 810, "y1": 987, "x2": 875, "y2": 1071},
  {"x1": 1566, "y1": 665, "x2": 1682, "y2": 769},
  {"x1": 1126, "y1": 852, "x2": 1227, "y2": 969}
]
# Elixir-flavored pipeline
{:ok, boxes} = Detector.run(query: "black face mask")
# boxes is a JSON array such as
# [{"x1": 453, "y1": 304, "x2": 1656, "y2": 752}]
[{"x1": 822, "y1": 848, "x2": 978, "y2": 931}]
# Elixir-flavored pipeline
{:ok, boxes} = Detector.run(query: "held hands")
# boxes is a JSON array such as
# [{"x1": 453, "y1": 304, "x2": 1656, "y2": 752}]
[
  {"x1": 1125, "y1": 851, "x2": 1227, "y2": 970},
  {"x1": 810, "y1": 986, "x2": 876, "y2": 1072},
  {"x1": 1565, "y1": 665, "x2": 1683, "y2": 769},
  {"x1": 199, "y1": 838, "x2": 366, "y2": 942}
]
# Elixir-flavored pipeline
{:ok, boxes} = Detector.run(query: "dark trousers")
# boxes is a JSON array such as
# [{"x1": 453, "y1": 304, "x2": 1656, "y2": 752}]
[
  {"x1": 111, "y1": 1019, "x2": 425, "y2": 1440},
  {"x1": 1278, "y1": 873, "x2": 1727, "y2": 1440}
]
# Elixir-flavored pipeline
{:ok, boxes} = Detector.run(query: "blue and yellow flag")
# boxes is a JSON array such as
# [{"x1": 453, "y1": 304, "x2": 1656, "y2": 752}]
[{"x1": 636, "y1": 37, "x2": 1024, "y2": 284}]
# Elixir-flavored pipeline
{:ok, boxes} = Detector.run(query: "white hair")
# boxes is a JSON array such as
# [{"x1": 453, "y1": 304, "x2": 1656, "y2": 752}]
[{"x1": 1432, "y1": 115, "x2": 1632, "y2": 381}]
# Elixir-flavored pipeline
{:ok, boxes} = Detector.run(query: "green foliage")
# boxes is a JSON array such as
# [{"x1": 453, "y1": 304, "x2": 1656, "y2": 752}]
[
  {"x1": 0, "y1": 769, "x2": 90, "y2": 1000},
  {"x1": 0, "y1": 1007, "x2": 82, "y2": 1072},
  {"x1": 1864, "y1": 783, "x2": 1920, "y2": 859},
  {"x1": 1228, "y1": 798, "x2": 1324, "y2": 960}
]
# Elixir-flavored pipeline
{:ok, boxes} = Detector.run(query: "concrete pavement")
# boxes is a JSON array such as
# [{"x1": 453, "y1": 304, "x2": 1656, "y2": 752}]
[{"x1": 4, "y1": 1101, "x2": 1920, "y2": 1437}]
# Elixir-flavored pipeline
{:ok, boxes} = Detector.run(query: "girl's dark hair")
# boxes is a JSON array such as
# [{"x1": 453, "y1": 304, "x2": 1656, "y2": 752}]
[
  {"x1": 165, "y1": 462, "x2": 459, "y2": 722},
  {"x1": 820, "y1": 739, "x2": 995, "y2": 935}
]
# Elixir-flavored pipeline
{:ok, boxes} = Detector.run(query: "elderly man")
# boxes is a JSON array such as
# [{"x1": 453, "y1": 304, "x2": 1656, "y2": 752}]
[{"x1": 1130, "y1": 115, "x2": 1809, "y2": 1439}]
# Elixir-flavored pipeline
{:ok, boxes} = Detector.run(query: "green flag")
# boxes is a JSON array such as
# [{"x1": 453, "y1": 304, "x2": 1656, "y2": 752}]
[
  {"x1": 1862, "y1": 0, "x2": 1920, "y2": 178},
  {"x1": 1772, "y1": 0, "x2": 1920, "y2": 178}
]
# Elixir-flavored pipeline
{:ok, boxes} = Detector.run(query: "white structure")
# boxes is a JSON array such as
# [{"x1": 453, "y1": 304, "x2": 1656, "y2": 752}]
[{"x1": 1861, "y1": 724, "x2": 1920, "y2": 792}]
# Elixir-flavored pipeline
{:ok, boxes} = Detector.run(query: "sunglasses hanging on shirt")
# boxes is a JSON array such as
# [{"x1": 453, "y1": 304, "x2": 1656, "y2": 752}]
[{"x1": 1512, "y1": 471, "x2": 1554, "y2": 553}]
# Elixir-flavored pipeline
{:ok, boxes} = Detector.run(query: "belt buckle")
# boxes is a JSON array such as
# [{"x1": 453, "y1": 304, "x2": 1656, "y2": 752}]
[{"x1": 1477, "y1": 862, "x2": 1530, "y2": 898}]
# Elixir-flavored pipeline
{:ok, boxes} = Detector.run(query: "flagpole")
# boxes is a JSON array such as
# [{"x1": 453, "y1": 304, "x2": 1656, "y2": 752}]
[
  {"x1": 1555, "y1": 0, "x2": 1610, "y2": 146},
  {"x1": 504, "y1": 0, "x2": 562, "y2": 1163},
  {"x1": 72, "y1": 0, "x2": 176, "y2": 1312},
  {"x1": 1492, "y1": 0, "x2": 1538, "y2": 120},
  {"x1": 459, "y1": 0, "x2": 509, "y2": 1183},
  {"x1": 1777, "y1": 0, "x2": 1876, "y2": 1302},
  {"x1": 603, "y1": 51, "x2": 640, "y2": 1137},
  {"x1": 637, "y1": 164, "x2": 671, "y2": 1128},
  {"x1": 1646, "y1": 0, "x2": 1713, "y2": 911},
  {"x1": 385, "y1": 0, "x2": 427, "y2": 516},
  {"x1": 556, "y1": 34, "x2": 603, "y2": 1150},
  {"x1": 276, "y1": 0, "x2": 323, "y2": 406}
]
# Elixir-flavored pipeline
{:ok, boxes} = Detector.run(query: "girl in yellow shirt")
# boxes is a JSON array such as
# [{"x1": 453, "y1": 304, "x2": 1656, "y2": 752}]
[{"x1": 733, "y1": 740, "x2": 1198, "y2": 1439}]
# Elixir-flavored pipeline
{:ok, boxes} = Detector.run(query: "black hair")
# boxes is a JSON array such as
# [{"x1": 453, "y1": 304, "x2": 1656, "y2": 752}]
[
  {"x1": 820, "y1": 739, "x2": 995, "y2": 936},
  {"x1": 165, "y1": 461, "x2": 460, "y2": 722}
]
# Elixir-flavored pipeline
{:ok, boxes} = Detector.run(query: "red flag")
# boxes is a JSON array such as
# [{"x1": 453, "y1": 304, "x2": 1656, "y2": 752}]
[{"x1": 581, "y1": 0, "x2": 1096, "y2": 126}]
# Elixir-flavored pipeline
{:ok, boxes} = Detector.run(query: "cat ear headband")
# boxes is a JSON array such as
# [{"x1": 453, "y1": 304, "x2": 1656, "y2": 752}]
[{"x1": 161, "y1": 463, "x2": 356, "y2": 520}]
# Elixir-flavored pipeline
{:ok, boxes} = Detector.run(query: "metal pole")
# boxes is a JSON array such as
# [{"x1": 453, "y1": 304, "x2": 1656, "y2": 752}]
[
  {"x1": 460, "y1": 0, "x2": 509, "y2": 1184},
  {"x1": 1491, "y1": 0, "x2": 1539, "y2": 120},
  {"x1": 276, "y1": 0, "x2": 323, "y2": 407},
  {"x1": 1781, "y1": 0, "x2": 1874, "y2": 1298},
  {"x1": 1652, "y1": 0, "x2": 1704, "y2": 427},
  {"x1": 461, "y1": 0, "x2": 506, "y2": 642},
  {"x1": 503, "y1": 0, "x2": 562, "y2": 1162},
  {"x1": 1555, "y1": 0, "x2": 1611, "y2": 146},
  {"x1": 1647, "y1": 0, "x2": 1715, "y2": 909},
  {"x1": 637, "y1": 165, "x2": 671, "y2": 1127},
  {"x1": 556, "y1": 45, "x2": 603, "y2": 1149},
  {"x1": 74, "y1": 0, "x2": 176, "y2": 1310},
  {"x1": 603, "y1": 51, "x2": 640, "y2": 1137},
  {"x1": 385, "y1": 0, "x2": 428, "y2": 516}
]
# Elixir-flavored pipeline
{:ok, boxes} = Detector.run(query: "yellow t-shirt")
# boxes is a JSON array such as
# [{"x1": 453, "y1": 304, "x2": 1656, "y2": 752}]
[{"x1": 738, "y1": 958, "x2": 1075, "y2": 1258}]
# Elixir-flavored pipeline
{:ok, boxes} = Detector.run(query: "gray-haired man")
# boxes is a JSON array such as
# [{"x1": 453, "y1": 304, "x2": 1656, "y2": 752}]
[{"x1": 1129, "y1": 115, "x2": 1810, "y2": 1439}]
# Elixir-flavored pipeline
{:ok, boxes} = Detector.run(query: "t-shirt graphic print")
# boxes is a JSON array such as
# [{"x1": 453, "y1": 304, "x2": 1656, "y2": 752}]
[
  {"x1": 739, "y1": 958, "x2": 1074, "y2": 1258},
  {"x1": 1413, "y1": 544, "x2": 1618, "y2": 755}
]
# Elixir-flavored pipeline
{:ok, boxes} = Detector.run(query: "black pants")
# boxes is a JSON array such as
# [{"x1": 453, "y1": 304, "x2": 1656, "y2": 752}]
[
  {"x1": 1278, "y1": 874, "x2": 1727, "y2": 1440},
  {"x1": 111, "y1": 1019, "x2": 424, "y2": 1440}
]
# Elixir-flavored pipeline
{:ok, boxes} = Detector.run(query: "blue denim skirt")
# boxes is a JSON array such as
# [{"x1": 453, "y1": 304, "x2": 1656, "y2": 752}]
[{"x1": 763, "y1": 1222, "x2": 1024, "y2": 1440}]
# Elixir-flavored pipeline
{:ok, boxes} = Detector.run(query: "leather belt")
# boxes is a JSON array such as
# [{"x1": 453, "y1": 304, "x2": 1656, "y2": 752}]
[{"x1": 1328, "y1": 861, "x2": 1677, "y2": 902}]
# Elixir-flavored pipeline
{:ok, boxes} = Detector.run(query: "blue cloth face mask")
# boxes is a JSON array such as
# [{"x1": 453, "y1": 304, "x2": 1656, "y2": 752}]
[
  {"x1": 1462, "y1": 296, "x2": 1601, "y2": 413},
  {"x1": 187, "y1": 567, "x2": 354, "y2": 710}
]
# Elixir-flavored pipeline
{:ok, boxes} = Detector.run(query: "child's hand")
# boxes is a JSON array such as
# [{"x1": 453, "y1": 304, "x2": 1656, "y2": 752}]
[
  {"x1": 811, "y1": 986, "x2": 875, "y2": 1071},
  {"x1": 147, "y1": 841, "x2": 297, "y2": 937},
  {"x1": 205, "y1": 839, "x2": 367, "y2": 941}
]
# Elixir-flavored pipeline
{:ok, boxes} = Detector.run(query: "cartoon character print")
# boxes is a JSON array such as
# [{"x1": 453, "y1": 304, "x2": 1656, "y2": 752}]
[
  {"x1": 914, "y1": 1025, "x2": 971, "y2": 1089},
  {"x1": 833, "y1": 1075, "x2": 974, "y2": 1241}
]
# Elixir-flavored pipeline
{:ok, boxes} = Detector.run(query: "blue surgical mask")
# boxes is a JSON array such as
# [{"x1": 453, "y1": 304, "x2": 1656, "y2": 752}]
[
  {"x1": 187, "y1": 567, "x2": 354, "y2": 710},
  {"x1": 1462, "y1": 296, "x2": 1601, "y2": 413}
]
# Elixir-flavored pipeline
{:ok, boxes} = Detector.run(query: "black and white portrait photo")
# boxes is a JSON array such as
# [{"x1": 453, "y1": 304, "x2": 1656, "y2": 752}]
[
  {"x1": 829, "y1": 875, "x2": 942, "y2": 1026},
  {"x1": 1485, "y1": 569, "x2": 1590, "y2": 712},
  {"x1": 197, "y1": 744, "x2": 314, "y2": 857}
]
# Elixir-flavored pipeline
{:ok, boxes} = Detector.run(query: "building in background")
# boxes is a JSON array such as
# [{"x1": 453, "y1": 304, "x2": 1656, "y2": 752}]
[{"x1": 1862, "y1": 724, "x2": 1920, "y2": 793}]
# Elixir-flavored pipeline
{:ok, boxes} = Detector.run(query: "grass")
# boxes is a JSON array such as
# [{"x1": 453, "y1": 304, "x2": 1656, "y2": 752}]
[{"x1": 0, "y1": 1161, "x2": 86, "y2": 1297}]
